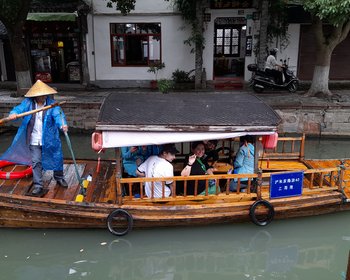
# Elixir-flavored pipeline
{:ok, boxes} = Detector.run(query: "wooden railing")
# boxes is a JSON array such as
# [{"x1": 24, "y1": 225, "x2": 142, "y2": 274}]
[
  {"x1": 121, "y1": 135, "x2": 306, "y2": 177},
  {"x1": 116, "y1": 164, "x2": 344, "y2": 205},
  {"x1": 259, "y1": 134, "x2": 305, "y2": 160}
]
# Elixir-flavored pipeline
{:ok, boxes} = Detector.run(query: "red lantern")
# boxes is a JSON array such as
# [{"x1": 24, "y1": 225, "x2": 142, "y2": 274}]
[
  {"x1": 262, "y1": 132, "x2": 278, "y2": 149},
  {"x1": 262, "y1": 132, "x2": 278, "y2": 168}
]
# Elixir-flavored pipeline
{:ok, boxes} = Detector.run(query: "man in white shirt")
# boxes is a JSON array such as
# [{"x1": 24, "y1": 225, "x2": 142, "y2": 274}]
[
  {"x1": 265, "y1": 48, "x2": 285, "y2": 85},
  {"x1": 136, "y1": 144, "x2": 179, "y2": 198}
]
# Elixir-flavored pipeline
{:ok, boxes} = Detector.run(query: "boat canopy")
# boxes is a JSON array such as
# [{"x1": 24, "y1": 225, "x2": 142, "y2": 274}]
[{"x1": 95, "y1": 93, "x2": 282, "y2": 148}]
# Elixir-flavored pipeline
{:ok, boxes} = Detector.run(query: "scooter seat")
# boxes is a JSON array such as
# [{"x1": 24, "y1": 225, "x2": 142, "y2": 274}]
[{"x1": 256, "y1": 70, "x2": 268, "y2": 77}]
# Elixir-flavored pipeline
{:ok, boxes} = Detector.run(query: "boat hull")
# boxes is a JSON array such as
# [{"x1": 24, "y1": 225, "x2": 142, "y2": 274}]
[{"x1": 1, "y1": 191, "x2": 349, "y2": 230}]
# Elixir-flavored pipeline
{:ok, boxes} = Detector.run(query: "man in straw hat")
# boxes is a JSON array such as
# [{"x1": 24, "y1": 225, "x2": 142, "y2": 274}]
[{"x1": 5, "y1": 80, "x2": 68, "y2": 195}]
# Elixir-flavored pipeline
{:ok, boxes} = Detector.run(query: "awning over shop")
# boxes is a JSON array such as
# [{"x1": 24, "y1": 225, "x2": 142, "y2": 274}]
[{"x1": 27, "y1": 13, "x2": 77, "y2": 21}]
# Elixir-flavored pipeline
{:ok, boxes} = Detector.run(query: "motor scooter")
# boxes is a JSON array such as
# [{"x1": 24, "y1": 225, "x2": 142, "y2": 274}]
[{"x1": 247, "y1": 58, "x2": 299, "y2": 93}]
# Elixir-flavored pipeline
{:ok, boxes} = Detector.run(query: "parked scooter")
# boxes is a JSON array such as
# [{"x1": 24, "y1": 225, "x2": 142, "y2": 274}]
[{"x1": 247, "y1": 58, "x2": 299, "y2": 93}]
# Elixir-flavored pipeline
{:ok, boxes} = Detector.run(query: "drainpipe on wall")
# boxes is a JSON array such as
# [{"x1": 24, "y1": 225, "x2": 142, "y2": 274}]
[{"x1": 91, "y1": 0, "x2": 97, "y2": 83}]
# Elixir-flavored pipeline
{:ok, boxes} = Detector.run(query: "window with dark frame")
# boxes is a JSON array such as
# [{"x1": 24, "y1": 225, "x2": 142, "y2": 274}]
[
  {"x1": 110, "y1": 23, "x2": 162, "y2": 67},
  {"x1": 214, "y1": 26, "x2": 240, "y2": 57}
]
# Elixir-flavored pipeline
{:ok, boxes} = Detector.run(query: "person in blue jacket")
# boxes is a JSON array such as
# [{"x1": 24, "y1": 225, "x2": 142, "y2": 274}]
[
  {"x1": 229, "y1": 135, "x2": 255, "y2": 192},
  {"x1": 121, "y1": 146, "x2": 148, "y2": 177},
  {"x1": 5, "y1": 80, "x2": 68, "y2": 195}
]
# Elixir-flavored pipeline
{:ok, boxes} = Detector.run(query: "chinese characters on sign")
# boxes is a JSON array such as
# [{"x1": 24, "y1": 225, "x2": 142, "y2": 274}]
[
  {"x1": 246, "y1": 36, "x2": 252, "y2": 56},
  {"x1": 270, "y1": 171, "x2": 304, "y2": 199},
  {"x1": 211, "y1": 0, "x2": 253, "y2": 9}
]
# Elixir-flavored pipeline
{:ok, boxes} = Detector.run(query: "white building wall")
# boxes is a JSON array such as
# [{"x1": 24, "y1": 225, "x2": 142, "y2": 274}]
[
  {"x1": 85, "y1": 0, "x2": 302, "y2": 86},
  {"x1": 277, "y1": 24, "x2": 300, "y2": 76},
  {"x1": 85, "y1": 0, "x2": 197, "y2": 87}
]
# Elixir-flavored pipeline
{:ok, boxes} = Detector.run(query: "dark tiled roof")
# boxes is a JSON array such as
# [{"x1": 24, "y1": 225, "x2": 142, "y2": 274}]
[
  {"x1": 29, "y1": 0, "x2": 90, "y2": 14},
  {"x1": 97, "y1": 93, "x2": 282, "y2": 132},
  {"x1": 0, "y1": 21, "x2": 8, "y2": 39}
]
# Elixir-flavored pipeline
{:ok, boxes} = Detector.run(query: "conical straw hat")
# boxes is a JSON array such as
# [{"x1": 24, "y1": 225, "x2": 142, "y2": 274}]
[{"x1": 24, "y1": 80, "x2": 57, "y2": 97}]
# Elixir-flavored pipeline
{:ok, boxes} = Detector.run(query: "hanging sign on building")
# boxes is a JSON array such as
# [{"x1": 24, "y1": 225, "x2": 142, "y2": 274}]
[
  {"x1": 214, "y1": 17, "x2": 247, "y2": 25},
  {"x1": 211, "y1": 0, "x2": 253, "y2": 9},
  {"x1": 35, "y1": 72, "x2": 52, "y2": 83}
]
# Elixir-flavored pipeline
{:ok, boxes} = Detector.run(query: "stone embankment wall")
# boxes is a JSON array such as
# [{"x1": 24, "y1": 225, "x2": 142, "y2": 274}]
[
  {"x1": 0, "y1": 101, "x2": 100, "y2": 132},
  {"x1": 1, "y1": 100, "x2": 350, "y2": 136},
  {"x1": 269, "y1": 102, "x2": 350, "y2": 137}
]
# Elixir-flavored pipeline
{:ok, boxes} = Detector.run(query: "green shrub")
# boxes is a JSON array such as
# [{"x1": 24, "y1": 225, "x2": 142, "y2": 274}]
[
  {"x1": 171, "y1": 69, "x2": 194, "y2": 83},
  {"x1": 157, "y1": 78, "x2": 174, "y2": 93}
]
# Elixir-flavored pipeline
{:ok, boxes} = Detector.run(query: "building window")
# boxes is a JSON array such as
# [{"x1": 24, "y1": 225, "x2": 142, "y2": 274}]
[
  {"x1": 110, "y1": 23, "x2": 161, "y2": 66},
  {"x1": 214, "y1": 27, "x2": 240, "y2": 57}
]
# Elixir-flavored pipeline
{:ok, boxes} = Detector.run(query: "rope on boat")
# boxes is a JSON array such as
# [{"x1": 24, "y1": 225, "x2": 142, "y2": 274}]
[
  {"x1": 59, "y1": 108, "x2": 85, "y2": 196},
  {"x1": 337, "y1": 164, "x2": 347, "y2": 190}
]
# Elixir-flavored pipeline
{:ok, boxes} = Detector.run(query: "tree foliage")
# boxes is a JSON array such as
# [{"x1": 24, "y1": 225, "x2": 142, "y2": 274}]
[
  {"x1": 303, "y1": 0, "x2": 350, "y2": 25},
  {"x1": 267, "y1": 0, "x2": 290, "y2": 50},
  {"x1": 105, "y1": 0, "x2": 136, "y2": 15},
  {"x1": 0, "y1": 0, "x2": 28, "y2": 26}
]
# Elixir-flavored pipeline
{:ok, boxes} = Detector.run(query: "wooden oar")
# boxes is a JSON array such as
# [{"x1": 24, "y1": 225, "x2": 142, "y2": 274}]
[{"x1": 0, "y1": 101, "x2": 66, "y2": 126}]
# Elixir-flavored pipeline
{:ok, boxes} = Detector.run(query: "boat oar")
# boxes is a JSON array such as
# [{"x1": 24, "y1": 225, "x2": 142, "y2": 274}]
[
  {"x1": 0, "y1": 101, "x2": 66, "y2": 127},
  {"x1": 59, "y1": 108, "x2": 88, "y2": 202}
]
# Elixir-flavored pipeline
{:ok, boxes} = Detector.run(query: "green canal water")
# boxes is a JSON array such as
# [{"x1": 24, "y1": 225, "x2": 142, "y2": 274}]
[{"x1": 1, "y1": 132, "x2": 350, "y2": 280}]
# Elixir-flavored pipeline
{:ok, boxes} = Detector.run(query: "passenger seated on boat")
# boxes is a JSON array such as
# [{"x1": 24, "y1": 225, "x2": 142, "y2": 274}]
[
  {"x1": 121, "y1": 146, "x2": 148, "y2": 177},
  {"x1": 202, "y1": 140, "x2": 219, "y2": 168},
  {"x1": 144, "y1": 145, "x2": 163, "y2": 160},
  {"x1": 136, "y1": 144, "x2": 179, "y2": 198},
  {"x1": 229, "y1": 135, "x2": 255, "y2": 192},
  {"x1": 180, "y1": 141, "x2": 218, "y2": 195}
]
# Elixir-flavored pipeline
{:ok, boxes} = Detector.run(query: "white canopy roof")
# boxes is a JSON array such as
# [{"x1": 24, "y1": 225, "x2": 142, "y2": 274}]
[{"x1": 102, "y1": 131, "x2": 274, "y2": 148}]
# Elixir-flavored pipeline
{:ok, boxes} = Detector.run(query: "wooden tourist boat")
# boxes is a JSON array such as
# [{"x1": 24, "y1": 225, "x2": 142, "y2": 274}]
[{"x1": 1, "y1": 93, "x2": 350, "y2": 236}]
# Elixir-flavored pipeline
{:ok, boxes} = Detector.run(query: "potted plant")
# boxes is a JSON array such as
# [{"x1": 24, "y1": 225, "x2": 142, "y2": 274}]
[{"x1": 147, "y1": 61, "x2": 165, "y2": 89}]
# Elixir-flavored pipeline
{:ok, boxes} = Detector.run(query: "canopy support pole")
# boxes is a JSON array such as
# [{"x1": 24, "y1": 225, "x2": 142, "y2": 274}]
[
  {"x1": 115, "y1": 148, "x2": 123, "y2": 206},
  {"x1": 254, "y1": 135, "x2": 259, "y2": 173}
]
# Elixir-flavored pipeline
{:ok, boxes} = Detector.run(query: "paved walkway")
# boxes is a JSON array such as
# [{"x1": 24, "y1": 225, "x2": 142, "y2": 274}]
[
  {"x1": 1, "y1": 86, "x2": 350, "y2": 106},
  {"x1": 1, "y1": 77, "x2": 350, "y2": 105}
]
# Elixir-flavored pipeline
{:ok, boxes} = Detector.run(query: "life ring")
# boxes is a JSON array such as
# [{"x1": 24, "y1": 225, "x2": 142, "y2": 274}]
[
  {"x1": 0, "y1": 161, "x2": 33, "y2": 180},
  {"x1": 107, "y1": 209, "x2": 133, "y2": 236},
  {"x1": 249, "y1": 200, "x2": 274, "y2": 226}
]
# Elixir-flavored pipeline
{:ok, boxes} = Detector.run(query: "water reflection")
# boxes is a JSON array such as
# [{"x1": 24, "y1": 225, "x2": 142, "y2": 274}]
[{"x1": 2, "y1": 212, "x2": 350, "y2": 280}]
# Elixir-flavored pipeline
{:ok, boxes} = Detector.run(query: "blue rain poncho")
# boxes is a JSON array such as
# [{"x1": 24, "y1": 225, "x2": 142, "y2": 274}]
[{"x1": 0, "y1": 97, "x2": 67, "y2": 171}]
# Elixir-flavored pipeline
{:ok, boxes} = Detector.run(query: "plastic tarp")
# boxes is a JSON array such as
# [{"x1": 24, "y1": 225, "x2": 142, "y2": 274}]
[
  {"x1": 0, "y1": 129, "x2": 32, "y2": 165},
  {"x1": 27, "y1": 13, "x2": 76, "y2": 22},
  {"x1": 102, "y1": 131, "x2": 275, "y2": 148}
]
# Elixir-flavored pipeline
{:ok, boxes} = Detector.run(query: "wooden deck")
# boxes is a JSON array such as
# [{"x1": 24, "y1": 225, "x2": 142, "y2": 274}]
[{"x1": 0, "y1": 159, "x2": 118, "y2": 204}]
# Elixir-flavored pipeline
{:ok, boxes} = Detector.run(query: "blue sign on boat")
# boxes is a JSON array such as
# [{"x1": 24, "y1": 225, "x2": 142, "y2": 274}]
[{"x1": 270, "y1": 171, "x2": 304, "y2": 199}]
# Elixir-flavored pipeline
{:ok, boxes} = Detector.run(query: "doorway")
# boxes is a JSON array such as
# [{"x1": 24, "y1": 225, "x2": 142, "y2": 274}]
[{"x1": 213, "y1": 17, "x2": 246, "y2": 80}]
